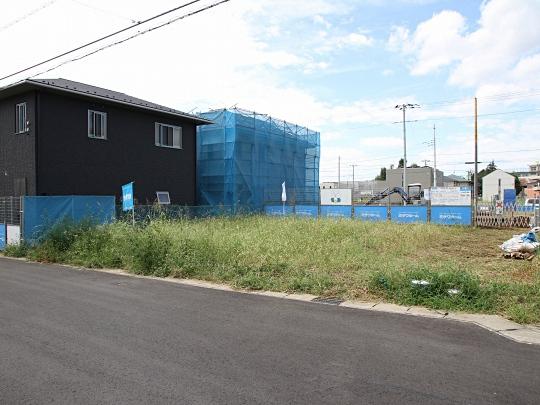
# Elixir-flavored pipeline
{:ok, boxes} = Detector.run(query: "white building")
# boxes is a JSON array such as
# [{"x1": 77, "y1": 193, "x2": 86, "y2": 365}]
[{"x1": 482, "y1": 169, "x2": 515, "y2": 202}]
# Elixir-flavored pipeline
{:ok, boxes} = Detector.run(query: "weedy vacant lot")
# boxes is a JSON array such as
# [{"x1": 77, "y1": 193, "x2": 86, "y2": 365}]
[{"x1": 6, "y1": 216, "x2": 540, "y2": 323}]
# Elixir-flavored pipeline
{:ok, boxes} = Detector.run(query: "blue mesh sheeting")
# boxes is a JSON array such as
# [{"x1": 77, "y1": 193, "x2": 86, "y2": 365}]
[
  {"x1": 23, "y1": 196, "x2": 115, "y2": 243},
  {"x1": 197, "y1": 109, "x2": 320, "y2": 210}
]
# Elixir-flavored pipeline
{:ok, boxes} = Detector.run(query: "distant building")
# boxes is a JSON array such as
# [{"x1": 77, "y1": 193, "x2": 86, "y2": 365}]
[
  {"x1": 319, "y1": 180, "x2": 386, "y2": 201},
  {"x1": 522, "y1": 176, "x2": 540, "y2": 199},
  {"x1": 481, "y1": 169, "x2": 515, "y2": 202},
  {"x1": 385, "y1": 166, "x2": 443, "y2": 204},
  {"x1": 443, "y1": 174, "x2": 471, "y2": 188}
]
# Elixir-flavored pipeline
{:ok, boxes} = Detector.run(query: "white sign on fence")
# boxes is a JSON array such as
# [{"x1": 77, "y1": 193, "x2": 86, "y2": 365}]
[
  {"x1": 429, "y1": 187, "x2": 471, "y2": 206},
  {"x1": 320, "y1": 188, "x2": 352, "y2": 206}
]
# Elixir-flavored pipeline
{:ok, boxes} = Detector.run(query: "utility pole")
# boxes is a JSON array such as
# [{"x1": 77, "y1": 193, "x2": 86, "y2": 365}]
[
  {"x1": 433, "y1": 124, "x2": 437, "y2": 187},
  {"x1": 395, "y1": 103, "x2": 420, "y2": 205},
  {"x1": 350, "y1": 164, "x2": 359, "y2": 202},
  {"x1": 338, "y1": 156, "x2": 341, "y2": 189},
  {"x1": 474, "y1": 97, "x2": 478, "y2": 226}
]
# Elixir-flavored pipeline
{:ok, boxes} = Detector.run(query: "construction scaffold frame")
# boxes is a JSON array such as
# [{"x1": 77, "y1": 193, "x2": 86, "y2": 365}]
[{"x1": 197, "y1": 108, "x2": 320, "y2": 210}]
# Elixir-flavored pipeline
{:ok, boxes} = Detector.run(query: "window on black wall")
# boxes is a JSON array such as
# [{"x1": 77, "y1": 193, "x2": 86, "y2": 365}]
[
  {"x1": 155, "y1": 123, "x2": 182, "y2": 149},
  {"x1": 88, "y1": 110, "x2": 107, "y2": 139},
  {"x1": 15, "y1": 103, "x2": 28, "y2": 133}
]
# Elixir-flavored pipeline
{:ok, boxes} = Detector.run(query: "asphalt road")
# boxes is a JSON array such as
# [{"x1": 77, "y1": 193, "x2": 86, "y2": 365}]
[{"x1": 1, "y1": 258, "x2": 540, "y2": 405}]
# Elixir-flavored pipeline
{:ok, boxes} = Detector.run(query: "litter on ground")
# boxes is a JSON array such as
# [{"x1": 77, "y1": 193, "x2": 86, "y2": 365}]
[{"x1": 500, "y1": 227, "x2": 540, "y2": 260}]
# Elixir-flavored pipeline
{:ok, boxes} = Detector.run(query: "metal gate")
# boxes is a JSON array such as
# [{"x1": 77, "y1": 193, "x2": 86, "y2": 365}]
[{"x1": 476, "y1": 202, "x2": 538, "y2": 228}]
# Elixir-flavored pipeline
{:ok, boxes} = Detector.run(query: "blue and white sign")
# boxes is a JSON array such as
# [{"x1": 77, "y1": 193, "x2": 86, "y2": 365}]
[
  {"x1": 294, "y1": 205, "x2": 318, "y2": 217},
  {"x1": 0, "y1": 223, "x2": 6, "y2": 250},
  {"x1": 265, "y1": 205, "x2": 293, "y2": 216},
  {"x1": 320, "y1": 205, "x2": 352, "y2": 218},
  {"x1": 122, "y1": 182, "x2": 134, "y2": 211},
  {"x1": 354, "y1": 206, "x2": 387, "y2": 222},
  {"x1": 391, "y1": 206, "x2": 428, "y2": 223},
  {"x1": 431, "y1": 206, "x2": 472, "y2": 226}
]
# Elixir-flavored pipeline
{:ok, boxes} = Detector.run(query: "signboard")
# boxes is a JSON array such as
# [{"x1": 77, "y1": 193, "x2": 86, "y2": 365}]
[
  {"x1": 320, "y1": 205, "x2": 352, "y2": 218},
  {"x1": 354, "y1": 206, "x2": 387, "y2": 222},
  {"x1": 390, "y1": 206, "x2": 428, "y2": 223},
  {"x1": 294, "y1": 205, "x2": 318, "y2": 217},
  {"x1": 0, "y1": 223, "x2": 6, "y2": 250},
  {"x1": 320, "y1": 188, "x2": 352, "y2": 206},
  {"x1": 265, "y1": 205, "x2": 293, "y2": 216},
  {"x1": 495, "y1": 200, "x2": 504, "y2": 215},
  {"x1": 122, "y1": 182, "x2": 134, "y2": 211},
  {"x1": 429, "y1": 187, "x2": 471, "y2": 206},
  {"x1": 431, "y1": 206, "x2": 472, "y2": 226}
]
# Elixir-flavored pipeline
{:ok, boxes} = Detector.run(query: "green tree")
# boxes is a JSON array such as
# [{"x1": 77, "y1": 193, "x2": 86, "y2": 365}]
[
  {"x1": 398, "y1": 158, "x2": 404, "y2": 168},
  {"x1": 375, "y1": 167, "x2": 386, "y2": 181}
]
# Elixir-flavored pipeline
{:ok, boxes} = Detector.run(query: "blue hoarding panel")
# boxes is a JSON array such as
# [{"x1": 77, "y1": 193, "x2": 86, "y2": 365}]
[
  {"x1": 0, "y1": 223, "x2": 6, "y2": 250},
  {"x1": 431, "y1": 206, "x2": 472, "y2": 226},
  {"x1": 320, "y1": 206, "x2": 352, "y2": 218},
  {"x1": 391, "y1": 206, "x2": 427, "y2": 223},
  {"x1": 354, "y1": 206, "x2": 387, "y2": 222},
  {"x1": 265, "y1": 205, "x2": 294, "y2": 216},
  {"x1": 23, "y1": 196, "x2": 116, "y2": 244},
  {"x1": 503, "y1": 189, "x2": 516, "y2": 204},
  {"x1": 122, "y1": 182, "x2": 134, "y2": 211},
  {"x1": 295, "y1": 205, "x2": 318, "y2": 217}
]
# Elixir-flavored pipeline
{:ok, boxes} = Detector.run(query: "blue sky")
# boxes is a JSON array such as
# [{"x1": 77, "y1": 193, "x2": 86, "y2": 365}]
[{"x1": 1, "y1": 0, "x2": 539, "y2": 182}]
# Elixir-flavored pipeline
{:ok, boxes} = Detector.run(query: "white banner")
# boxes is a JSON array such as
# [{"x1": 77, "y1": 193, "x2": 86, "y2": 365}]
[{"x1": 430, "y1": 187, "x2": 471, "y2": 206}]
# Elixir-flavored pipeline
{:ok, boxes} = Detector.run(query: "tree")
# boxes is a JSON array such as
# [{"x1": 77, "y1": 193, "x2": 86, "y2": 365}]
[
  {"x1": 375, "y1": 167, "x2": 386, "y2": 181},
  {"x1": 398, "y1": 158, "x2": 404, "y2": 168},
  {"x1": 512, "y1": 174, "x2": 523, "y2": 195}
]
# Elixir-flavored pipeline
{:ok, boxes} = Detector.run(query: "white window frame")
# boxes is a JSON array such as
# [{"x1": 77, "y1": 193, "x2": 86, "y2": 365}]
[
  {"x1": 88, "y1": 110, "x2": 107, "y2": 140},
  {"x1": 15, "y1": 102, "x2": 28, "y2": 134},
  {"x1": 155, "y1": 123, "x2": 182, "y2": 149}
]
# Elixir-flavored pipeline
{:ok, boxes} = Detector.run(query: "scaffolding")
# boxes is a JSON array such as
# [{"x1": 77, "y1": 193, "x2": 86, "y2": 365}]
[{"x1": 197, "y1": 108, "x2": 320, "y2": 209}]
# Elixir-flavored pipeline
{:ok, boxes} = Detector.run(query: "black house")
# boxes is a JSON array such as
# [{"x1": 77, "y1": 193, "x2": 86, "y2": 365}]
[{"x1": 0, "y1": 78, "x2": 211, "y2": 204}]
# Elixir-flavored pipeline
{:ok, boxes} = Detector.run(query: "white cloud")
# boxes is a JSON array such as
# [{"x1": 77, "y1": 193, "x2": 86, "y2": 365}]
[{"x1": 388, "y1": 0, "x2": 540, "y2": 88}]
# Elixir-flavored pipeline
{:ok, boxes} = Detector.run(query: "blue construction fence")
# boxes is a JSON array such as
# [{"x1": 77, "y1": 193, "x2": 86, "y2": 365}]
[
  {"x1": 265, "y1": 204, "x2": 472, "y2": 226},
  {"x1": 23, "y1": 196, "x2": 116, "y2": 244}
]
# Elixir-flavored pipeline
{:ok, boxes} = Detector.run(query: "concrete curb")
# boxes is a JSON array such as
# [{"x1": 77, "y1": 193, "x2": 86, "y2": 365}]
[{"x1": 3, "y1": 256, "x2": 540, "y2": 345}]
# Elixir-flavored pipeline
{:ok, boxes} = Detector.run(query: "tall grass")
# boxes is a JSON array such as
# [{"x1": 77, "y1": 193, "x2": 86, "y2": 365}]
[{"x1": 8, "y1": 216, "x2": 540, "y2": 323}]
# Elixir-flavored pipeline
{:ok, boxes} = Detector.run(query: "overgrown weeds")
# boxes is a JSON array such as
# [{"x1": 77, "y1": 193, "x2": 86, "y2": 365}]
[{"x1": 6, "y1": 216, "x2": 540, "y2": 323}]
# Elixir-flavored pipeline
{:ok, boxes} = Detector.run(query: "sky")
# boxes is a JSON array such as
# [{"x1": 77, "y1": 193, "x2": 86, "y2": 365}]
[{"x1": 1, "y1": 0, "x2": 540, "y2": 183}]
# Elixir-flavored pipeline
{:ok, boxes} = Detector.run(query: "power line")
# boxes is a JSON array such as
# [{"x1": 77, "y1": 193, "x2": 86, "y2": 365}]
[
  {"x1": 0, "y1": 0, "x2": 58, "y2": 33},
  {"x1": 29, "y1": 0, "x2": 232, "y2": 80},
  {"x1": 0, "y1": 0, "x2": 205, "y2": 82}
]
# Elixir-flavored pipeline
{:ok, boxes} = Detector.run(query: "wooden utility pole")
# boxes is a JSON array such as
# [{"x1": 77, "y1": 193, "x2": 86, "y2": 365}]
[
  {"x1": 338, "y1": 156, "x2": 341, "y2": 188},
  {"x1": 474, "y1": 97, "x2": 478, "y2": 226}
]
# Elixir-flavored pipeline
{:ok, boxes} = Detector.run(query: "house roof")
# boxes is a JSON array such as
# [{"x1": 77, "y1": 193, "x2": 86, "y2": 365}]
[
  {"x1": 482, "y1": 169, "x2": 515, "y2": 180},
  {"x1": 444, "y1": 174, "x2": 469, "y2": 182},
  {"x1": 0, "y1": 78, "x2": 212, "y2": 125}
]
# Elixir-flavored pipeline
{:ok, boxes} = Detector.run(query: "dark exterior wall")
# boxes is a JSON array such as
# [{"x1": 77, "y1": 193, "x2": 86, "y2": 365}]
[
  {"x1": 36, "y1": 91, "x2": 197, "y2": 204},
  {"x1": 0, "y1": 91, "x2": 37, "y2": 196}
]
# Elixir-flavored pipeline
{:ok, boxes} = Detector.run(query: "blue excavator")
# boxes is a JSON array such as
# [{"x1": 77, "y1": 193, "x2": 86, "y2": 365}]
[{"x1": 366, "y1": 184, "x2": 423, "y2": 205}]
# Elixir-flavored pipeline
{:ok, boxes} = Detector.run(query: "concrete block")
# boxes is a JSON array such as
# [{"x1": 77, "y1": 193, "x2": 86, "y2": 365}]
[
  {"x1": 371, "y1": 302, "x2": 410, "y2": 314},
  {"x1": 446, "y1": 313, "x2": 520, "y2": 332},
  {"x1": 498, "y1": 328, "x2": 540, "y2": 345},
  {"x1": 285, "y1": 293, "x2": 318, "y2": 302},
  {"x1": 406, "y1": 306, "x2": 446, "y2": 318},
  {"x1": 340, "y1": 300, "x2": 377, "y2": 310}
]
